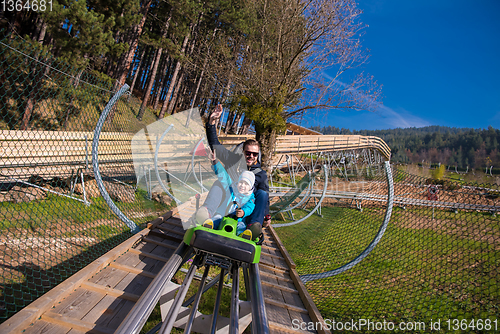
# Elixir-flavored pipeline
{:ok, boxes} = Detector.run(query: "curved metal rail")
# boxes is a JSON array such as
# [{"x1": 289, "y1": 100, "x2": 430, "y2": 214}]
[
  {"x1": 190, "y1": 138, "x2": 210, "y2": 193},
  {"x1": 269, "y1": 171, "x2": 316, "y2": 217},
  {"x1": 92, "y1": 84, "x2": 141, "y2": 233},
  {"x1": 115, "y1": 243, "x2": 192, "y2": 334},
  {"x1": 282, "y1": 171, "x2": 315, "y2": 212},
  {"x1": 153, "y1": 123, "x2": 183, "y2": 205},
  {"x1": 299, "y1": 161, "x2": 394, "y2": 282},
  {"x1": 273, "y1": 165, "x2": 329, "y2": 228}
]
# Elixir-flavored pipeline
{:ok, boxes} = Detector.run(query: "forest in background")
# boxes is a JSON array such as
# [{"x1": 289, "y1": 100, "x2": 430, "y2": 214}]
[
  {"x1": 0, "y1": 0, "x2": 264, "y2": 132},
  {"x1": 0, "y1": 0, "x2": 380, "y2": 171},
  {"x1": 311, "y1": 125, "x2": 500, "y2": 170}
]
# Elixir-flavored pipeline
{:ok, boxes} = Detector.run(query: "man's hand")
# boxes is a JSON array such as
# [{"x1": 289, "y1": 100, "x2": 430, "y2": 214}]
[
  {"x1": 209, "y1": 104, "x2": 223, "y2": 125},
  {"x1": 236, "y1": 209, "x2": 244, "y2": 218}
]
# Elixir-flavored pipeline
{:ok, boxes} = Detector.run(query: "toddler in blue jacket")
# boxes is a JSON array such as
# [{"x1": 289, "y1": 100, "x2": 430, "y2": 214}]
[{"x1": 195, "y1": 148, "x2": 256, "y2": 239}]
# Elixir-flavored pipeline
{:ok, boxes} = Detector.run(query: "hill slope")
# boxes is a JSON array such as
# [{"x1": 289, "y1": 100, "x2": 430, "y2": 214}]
[{"x1": 311, "y1": 125, "x2": 500, "y2": 169}]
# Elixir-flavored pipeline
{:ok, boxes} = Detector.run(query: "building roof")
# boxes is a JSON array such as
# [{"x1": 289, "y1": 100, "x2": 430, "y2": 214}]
[{"x1": 286, "y1": 122, "x2": 323, "y2": 135}]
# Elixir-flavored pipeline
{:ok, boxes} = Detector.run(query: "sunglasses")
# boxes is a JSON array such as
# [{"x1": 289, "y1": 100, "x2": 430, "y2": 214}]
[{"x1": 245, "y1": 151, "x2": 259, "y2": 157}]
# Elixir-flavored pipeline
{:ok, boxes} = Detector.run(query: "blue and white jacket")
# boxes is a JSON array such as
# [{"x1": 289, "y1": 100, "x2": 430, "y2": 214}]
[{"x1": 211, "y1": 162, "x2": 255, "y2": 233}]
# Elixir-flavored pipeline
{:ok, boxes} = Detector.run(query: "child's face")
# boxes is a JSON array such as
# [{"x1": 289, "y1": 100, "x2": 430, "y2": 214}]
[{"x1": 237, "y1": 180, "x2": 251, "y2": 194}]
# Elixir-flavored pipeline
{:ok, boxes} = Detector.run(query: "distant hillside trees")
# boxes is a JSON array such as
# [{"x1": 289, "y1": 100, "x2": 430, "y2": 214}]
[{"x1": 311, "y1": 125, "x2": 500, "y2": 169}]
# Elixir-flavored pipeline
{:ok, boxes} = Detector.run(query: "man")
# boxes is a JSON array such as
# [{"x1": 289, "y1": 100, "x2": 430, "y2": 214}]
[{"x1": 205, "y1": 104, "x2": 271, "y2": 239}]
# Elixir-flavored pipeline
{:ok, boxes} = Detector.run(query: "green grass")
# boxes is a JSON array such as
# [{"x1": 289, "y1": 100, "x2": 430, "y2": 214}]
[
  {"x1": 0, "y1": 189, "x2": 171, "y2": 232},
  {"x1": 274, "y1": 206, "x2": 500, "y2": 328},
  {"x1": 0, "y1": 188, "x2": 173, "y2": 322}
]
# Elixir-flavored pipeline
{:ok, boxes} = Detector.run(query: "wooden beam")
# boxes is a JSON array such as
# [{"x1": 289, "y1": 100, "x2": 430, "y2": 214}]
[
  {"x1": 147, "y1": 211, "x2": 173, "y2": 230},
  {"x1": 108, "y1": 262, "x2": 156, "y2": 279},
  {"x1": 80, "y1": 281, "x2": 140, "y2": 302},
  {"x1": 264, "y1": 298, "x2": 309, "y2": 314},
  {"x1": 156, "y1": 225, "x2": 185, "y2": 236},
  {"x1": 269, "y1": 320, "x2": 316, "y2": 334},
  {"x1": 259, "y1": 261, "x2": 289, "y2": 272},
  {"x1": 259, "y1": 270, "x2": 294, "y2": 283},
  {"x1": 142, "y1": 237, "x2": 178, "y2": 250},
  {"x1": 42, "y1": 312, "x2": 115, "y2": 334},
  {"x1": 128, "y1": 248, "x2": 170, "y2": 263},
  {"x1": 261, "y1": 280, "x2": 299, "y2": 294}
]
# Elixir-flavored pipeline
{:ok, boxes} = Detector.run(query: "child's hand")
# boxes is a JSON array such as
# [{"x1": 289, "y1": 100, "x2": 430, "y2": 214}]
[
  {"x1": 205, "y1": 146, "x2": 217, "y2": 164},
  {"x1": 236, "y1": 209, "x2": 244, "y2": 218}
]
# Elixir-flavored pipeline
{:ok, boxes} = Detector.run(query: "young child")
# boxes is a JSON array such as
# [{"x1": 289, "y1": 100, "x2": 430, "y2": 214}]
[{"x1": 195, "y1": 148, "x2": 256, "y2": 239}]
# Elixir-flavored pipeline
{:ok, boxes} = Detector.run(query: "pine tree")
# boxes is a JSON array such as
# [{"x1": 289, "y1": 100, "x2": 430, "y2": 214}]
[{"x1": 42, "y1": 0, "x2": 123, "y2": 68}]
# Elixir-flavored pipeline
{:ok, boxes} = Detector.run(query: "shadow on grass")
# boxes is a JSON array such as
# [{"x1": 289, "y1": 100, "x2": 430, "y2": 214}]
[{"x1": 0, "y1": 229, "x2": 133, "y2": 323}]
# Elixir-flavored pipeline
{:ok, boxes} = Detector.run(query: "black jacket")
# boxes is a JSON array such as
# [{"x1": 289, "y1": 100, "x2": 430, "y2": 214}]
[{"x1": 206, "y1": 123, "x2": 269, "y2": 215}]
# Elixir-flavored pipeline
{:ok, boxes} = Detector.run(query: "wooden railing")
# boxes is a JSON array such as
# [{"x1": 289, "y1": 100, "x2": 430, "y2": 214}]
[
  {"x1": 0, "y1": 130, "x2": 391, "y2": 180},
  {"x1": 218, "y1": 134, "x2": 391, "y2": 160},
  {"x1": 0, "y1": 130, "x2": 132, "y2": 168},
  {"x1": 0, "y1": 129, "x2": 199, "y2": 179}
]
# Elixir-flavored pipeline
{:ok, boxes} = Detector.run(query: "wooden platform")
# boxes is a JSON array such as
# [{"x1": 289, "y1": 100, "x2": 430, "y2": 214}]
[
  {"x1": 218, "y1": 134, "x2": 391, "y2": 160},
  {"x1": 0, "y1": 130, "x2": 390, "y2": 182},
  {"x1": 0, "y1": 198, "x2": 329, "y2": 334}
]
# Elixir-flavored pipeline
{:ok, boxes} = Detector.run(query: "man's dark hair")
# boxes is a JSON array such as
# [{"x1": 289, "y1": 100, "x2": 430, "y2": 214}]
[{"x1": 243, "y1": 139, "x2": 260, "y2": 151}]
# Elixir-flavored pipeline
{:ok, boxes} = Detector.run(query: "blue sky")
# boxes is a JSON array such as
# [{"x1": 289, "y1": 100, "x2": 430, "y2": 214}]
[{"x1": 296, "y1": 0, "x2": 500, "y2": 131}]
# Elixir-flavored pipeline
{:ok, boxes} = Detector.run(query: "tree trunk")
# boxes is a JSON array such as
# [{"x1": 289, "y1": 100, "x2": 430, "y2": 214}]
[
  {"x1": 153, "y1": 55, "x2": 170, "y2": 110},
  {"x1": 229, "y1": 112, "x2": 242, "y2": 134},
  {"x1": 137, "y1": 46, "x2": 163, "y2": 120},
  {"x1": 116, "y1": 0, "x2": 153, "y2": 86},
  {"x1": 109, "y1": 0, "x2": 152, "y2": 124},
  {"x1": 239, "y1": 116, "x2": 252, "y2": 134},
  {"x1": 221, "y1": 77, "x2": 232, "y2": 104},
  {"x1": 189, "y1": 57, "x2": 207, "y2": 109},
  {"x1": 198, "y1": 77, "x2": 212, "y2": 116},
  {"x1": 20, "y1": 53, "x2": 49, "y2": 130},
  {"x1": 256, "y1": 127, "x2": 277, "y2": 173},
  {"x1": 176, "y1": 75, "x2": 190, "y2": 111},
  {"x1": 224, "y1": 109, "x2": 235, "y2": 134},
  {"x1": 129, "y1": 47, "x2": 147, "y2": 97},
  {"x1": 134, "y1": 47, "x2": 155, "y2": 98},
  {"x1": 64, "y1": 69, "x2": 84, "y2": 129},
  {"x1": 137, "y1": 12, "x2": 172, "y2": 118},
  {"x1": 35, "y1": 18, "x2": 47, "y2": 43},
  {"x1": 158, "y1": 33, "x2": 190, "y2": 119},
  {"x1": 166, "y1": 71, "x2": 185, "y2": 115},
  {"x1": 158, "y1": 59, "x2": 182, "y2": 119},
  {"x1": 191, "y1": 27, "x2": 216, "y2": 115},
  {"x1": 20, "y1": 88, "x2": 37, "y2": 130},
  {"x1": 140, "y1": 48, "x2": 156, "y2": 95}
]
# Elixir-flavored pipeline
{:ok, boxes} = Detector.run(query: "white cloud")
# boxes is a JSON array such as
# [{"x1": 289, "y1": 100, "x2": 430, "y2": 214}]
[
  {"x1": 317, "y1": 71, "x2": 431, "y2": 129},
  {"x1": 374, "y1": 104, "x2": 431, "y2": 128}
]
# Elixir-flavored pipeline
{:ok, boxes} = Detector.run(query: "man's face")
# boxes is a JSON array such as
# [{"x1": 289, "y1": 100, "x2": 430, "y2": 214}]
[{"x1": 244, "y1": 144, "x2": 259, "y2": 166}]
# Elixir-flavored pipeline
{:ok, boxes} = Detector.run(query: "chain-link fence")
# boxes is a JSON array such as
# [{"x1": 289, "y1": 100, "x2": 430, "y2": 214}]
[
  {"x1": 3, "y1": 32, "x2": 500, "y2": 332},
  {"x1": 277, "y1": 163, "x2": 499, "y2": 332},
  {"x1": 0, "y1": 35, "x2": 173, "y2": 321}
]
